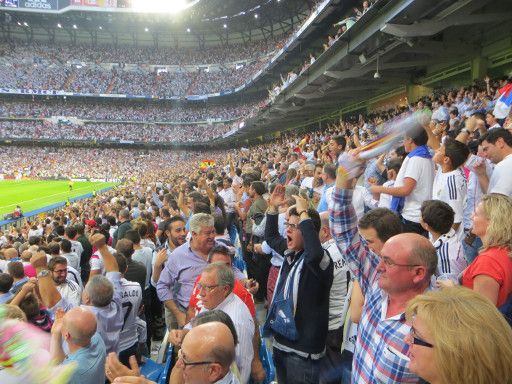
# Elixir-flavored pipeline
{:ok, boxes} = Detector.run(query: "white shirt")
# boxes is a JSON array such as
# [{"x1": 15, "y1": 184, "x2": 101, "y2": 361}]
[
  {"x1": 218, "y1": 188, "x2": 237, "y2": 213},
  {"x1": 199, "y1": 293, "x2": 254, "y2": 384},
  {"x1": 395, "y1": 155, "x2": 435, "y2": 222},
  {"x1": 463, "y1": 158, "x2": 494, "y2": 229},
  {"x1": 432, "y1": 167, "x2": 467, "y2": 225},
  {"x1": 67, "y1": 265, "x2": 83, "y2": 290},
  {"x1": 489, "y1": 154, "x2": 512, "y2": 197},
  {"x1": 322, "y1": 239, "x2": 350, "y2": 330},
  {"x1": 300, "y1": 176, "x2": 314, "y2": 190},
  {"x1": 61, "y1": 251, "x2": 81, "y2": 273},
  {"x1": 431, "y1": 228, "x2": 468, "y2": 281},
  {"x1": 90, "y1": 245, "x2": 116, "y2": 275},
  {"x1": 118, "y1": 278, "x2": 143, "y2": 352},
  {"x1": 56, "y1": 279, "x2": 82, "y2": 308},
  {"x1": 69, "y1": 240, "x2": 84, "y2": 259},
  {"x1": 132, "y1": 247, "x2": 153, "y2": 289}
]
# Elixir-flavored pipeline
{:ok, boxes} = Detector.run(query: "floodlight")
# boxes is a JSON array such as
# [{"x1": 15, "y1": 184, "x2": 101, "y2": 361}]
[
  {"x1": 23, "y1": 22, "x2": 28, "y2": 26},
  {"x1": 73, "y1": 24, "x2": 77, "y2": 29},
  {"x1": 254, "y1": 13, "x2": 258, "y2": 19},
  {"x1": 144, "y1": 27, "x2": 149, "y2": 32},
  {"x1": 223, "y1": 24, "x2": 227, "y2": 28},
  {"x1": 99, "y1": 26, "x2": 103, "y2": 30},
  {"x1": 57, "y1": 23, "x2": 62, "y2": 28},
  {"x1": 187, "y1": 28, "x2": 191, "y2": 32}
]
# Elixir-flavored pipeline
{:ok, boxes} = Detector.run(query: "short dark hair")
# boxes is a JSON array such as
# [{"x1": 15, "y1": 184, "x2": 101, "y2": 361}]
[
  {"x1": 0, "y1": 273, "x2": 14, "y2": 293},
  {"x1": 251, "y1": 181, "x2": 266, "y2": 196},
  {"x1": 207, "y1": 244, "x2": 234, "y2": 263},
  {"x1": 331, "y1": 135, "x2": 347, "y2": 151},
  {"x1": 323, "y1": 163, "x2": 337, "y2": 180},
  {"x1": 115, "y1": 239, "x2": 134, "y2": 258},
  {"x1": 408, "y1": 128, "x2": 429, "y2": 147},
  {"x1": 358, "y1": 208, "x2": 402, "y2": 242},
  {"x1": 386, "y1": 158, "x2": 403, "y2": 173},
  {"x1": 213, "y1": 214, "x2": 226, "y2": 235},
  {"x1": 288, "y1": 207, "x2": 321, "y2": 233},
  {"x1": 75, "y1": 223, "x2": 85, "y2": 235},
  {"x1": 194, "y1": 202, "x2": 211, "y2": 215},
  {"x1": 48, "y1": 242, "x2": 60, "y2": 255},
  {"x1": 28, "y1": 236, "x2": 40, "y2": 246},
  {"x1": 444, "y1": 137, "x2": 470, "y2": 169},
  {"x1": 421, "y1": 200, "x2": 454, "y2": 235},
  {"x1": 48, "y1": 256, "x2": 68, "y2": 271},
  {"x1": 113, "y1": 252, "x2": 128, "y2": 274},
  {"x1": 480, "y1": 128, "x2": 512, "y2": 147},
  {"x1": 60, "y1": 238, "x2": 72, "y2": 253},
  {"x1": 124, "y1": 230, "x2": 141, "y2": 245},
  {"x1": 65, "y1": 226, "x2": 77, "y2": 239},
  {"x1": 165, "y1": 216, "x2": 186, "y2": 232},
  {"x1": 7, "y1": 261, "x2": 25, "y2": 279}
]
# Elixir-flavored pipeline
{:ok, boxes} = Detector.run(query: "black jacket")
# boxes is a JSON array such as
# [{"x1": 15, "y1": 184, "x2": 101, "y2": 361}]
[{"x1": 264, "y1": 212, "x2": 333, "y2": 354}]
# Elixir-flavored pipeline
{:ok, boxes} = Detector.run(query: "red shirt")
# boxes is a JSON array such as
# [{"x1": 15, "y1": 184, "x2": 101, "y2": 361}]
[
  {"x1": 463, "y1": 246, "x2": 512, "y2": 307},
  {"x1": 189, "y1": 275, "x2": 256, "y2": 318}
]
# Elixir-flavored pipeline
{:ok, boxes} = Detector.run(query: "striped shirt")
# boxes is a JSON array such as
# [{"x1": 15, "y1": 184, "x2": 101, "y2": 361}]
[
  {"x1": 198, "y1": 293, "x2": 254, "y2": 384},
  {"x1": 432, "y1": 228, "x2": 467, "y2": 280},
  {"x1": 329, "y1": 187, "x2": 421, "y2": 383}
]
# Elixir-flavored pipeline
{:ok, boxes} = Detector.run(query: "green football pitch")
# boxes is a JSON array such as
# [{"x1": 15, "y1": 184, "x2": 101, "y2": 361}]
[{"x1": 0, "y1": 180, "x2": 117, "y2": 218}]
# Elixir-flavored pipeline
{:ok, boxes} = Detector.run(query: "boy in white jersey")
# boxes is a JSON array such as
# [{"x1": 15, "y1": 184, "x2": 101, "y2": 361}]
[
  {"x1": 113, "y1": 253, "x2": 144, "y2": 367},
  {"x1": 432, "y1": 137, "x2": 470, "y2": 235},
  {"x1": 420, "y1": 200, "x2": 467, "y2": 282}
]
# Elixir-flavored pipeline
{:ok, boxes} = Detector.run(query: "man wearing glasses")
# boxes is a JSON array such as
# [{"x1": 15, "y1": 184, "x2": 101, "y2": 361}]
[
  {"x1": 48, "y1": 256, "x2": 82, "y2": 308},
  {"x1": 169, "y1": 263, "x2": 254, "y2": 384},
  {"x1": 329, "y1": 156, "x2": 437, "y2": 384},
  {"x1": 263, "y1": 184, "x2": 333, "y2": 384},
  {"x1": 177, "y1": 322, "x2": 239, "y2": 384}
]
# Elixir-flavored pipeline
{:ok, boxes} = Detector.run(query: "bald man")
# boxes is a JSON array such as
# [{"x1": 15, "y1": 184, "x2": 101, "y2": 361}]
[
  {"x1": 330, "y1": 164, "x2": 437, "y2": 384},
  {"x1": 50, "y1": 307, "x2": 107, "y2": 384},
  {"x1": 0, "y1": 248, "x2": 20, "y2": 273},
  {"x1": 178, "y1": 322, "x2": 238, "y2": 384}
]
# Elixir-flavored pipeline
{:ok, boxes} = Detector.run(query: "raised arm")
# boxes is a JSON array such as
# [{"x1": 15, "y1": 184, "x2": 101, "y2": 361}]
[
  {"x1": 329, "y1": 158, "x2": 379, "y2": 294},
  {"x1": 264, "y1": 185, "x2": 287, "y2": 256},
  {"x1": 31, "y1": 251, "x2": 62, "y2": 309}
]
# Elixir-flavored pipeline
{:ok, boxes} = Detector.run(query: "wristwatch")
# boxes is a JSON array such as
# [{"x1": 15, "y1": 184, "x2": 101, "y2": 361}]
[{"x1": 37, "y1": 269, "x2": 50, "y2": 278}]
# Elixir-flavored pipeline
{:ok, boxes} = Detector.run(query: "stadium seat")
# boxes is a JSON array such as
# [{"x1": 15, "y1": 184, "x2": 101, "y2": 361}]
[
  {"x1": 250, "y1": 331, "x2": 276, "y2": 384},
  {"x1": 140, "y1": 330, "x2": 174, "y2": 382}
]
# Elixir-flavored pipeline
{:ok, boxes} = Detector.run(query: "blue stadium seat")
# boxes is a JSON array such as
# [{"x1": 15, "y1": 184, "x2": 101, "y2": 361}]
[
  {"x1": 140, "y1": 330, "x2": 174, "y2": 383},
  {"x1": 250, "y1": 333, "x2": 275, "y2": 384},
  {"x1": 159, "y1": 344, "x2": 175, "y2": 384}
]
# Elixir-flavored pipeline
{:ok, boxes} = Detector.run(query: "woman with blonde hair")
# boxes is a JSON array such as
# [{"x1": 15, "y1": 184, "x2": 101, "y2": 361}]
[
  {"x1": 462, "y1": 193, "x2": 512, "y2": 306},
  {"x1": 405, "y1": 287, "x2": 512, "y2": 384}
]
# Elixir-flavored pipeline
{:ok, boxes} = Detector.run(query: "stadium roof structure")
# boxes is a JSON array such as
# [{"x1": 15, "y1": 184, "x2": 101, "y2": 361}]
[
  {"x1": 0, "y1": 0, "x2": 335, "y2": 47},
  {"x1": 221, "y1": 0, "x2": 512, "y2": 145}
]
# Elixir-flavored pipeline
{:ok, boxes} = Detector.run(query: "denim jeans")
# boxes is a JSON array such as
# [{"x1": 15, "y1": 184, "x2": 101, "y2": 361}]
[{"x1": 273, "y1": 348, "x2": 321, "y2": 384}]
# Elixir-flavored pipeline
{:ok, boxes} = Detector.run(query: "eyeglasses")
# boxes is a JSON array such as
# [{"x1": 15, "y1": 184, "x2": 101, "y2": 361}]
[
  {"x1": 410, "y1": 326, "x2": 434, "y2": 348},
  {"x1": 381, "y1": 256, "x2": 420, "y2": 268},
  {"x1": 177, "y1": 349, "x2": 217, "y2": 367},
  {"x1": 197, "y1": 283, "x2": 219, "y2": 293},
  {"x1": 283, "y1": 222, "x2": 299, "y2": 231}
]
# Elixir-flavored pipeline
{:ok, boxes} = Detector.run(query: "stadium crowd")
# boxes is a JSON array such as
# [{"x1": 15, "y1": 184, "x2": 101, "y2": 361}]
[
  {"x1": 0, "y1": 120, "x2": 236, "y2": 143},
  {"x1": 0, "y1": 98, "x2": 258, "y2": 122},
  {"x1": 0, "y1": 0, "x2": 334, "y2": 99},
  {"x1": 1, "y1": 75, "x2": 512, "y2": 384},
  {"x1": 269, "y1": 1, "x2": 373, "y2": 102}
]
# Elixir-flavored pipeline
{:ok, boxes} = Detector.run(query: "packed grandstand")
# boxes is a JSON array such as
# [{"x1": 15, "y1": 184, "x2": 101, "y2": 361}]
[{"x1": 1, "y1": 0, "x2": 512, "y2": 384}]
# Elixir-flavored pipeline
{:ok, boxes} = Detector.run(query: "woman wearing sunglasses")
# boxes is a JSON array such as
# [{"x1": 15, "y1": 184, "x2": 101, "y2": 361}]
[{"x1": 404, "y1": 287, "x2": 512, "y2": 384}]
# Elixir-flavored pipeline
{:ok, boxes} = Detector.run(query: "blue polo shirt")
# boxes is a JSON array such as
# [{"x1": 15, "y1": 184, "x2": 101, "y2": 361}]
[{"x1": 64, "y1": 333, "x2": 106, "y2": 384}]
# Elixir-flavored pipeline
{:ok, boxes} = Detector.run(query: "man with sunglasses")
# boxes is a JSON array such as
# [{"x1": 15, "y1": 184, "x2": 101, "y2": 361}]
[{"x1": 329, "y1": 155, "x2": 437, "y2": 384}]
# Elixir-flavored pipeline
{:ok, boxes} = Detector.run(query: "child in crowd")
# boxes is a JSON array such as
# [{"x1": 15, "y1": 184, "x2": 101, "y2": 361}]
[
  {"x1": 432, "y1": 137, "x2": 470, "y2": 236},
  {"x1": 420, "y1": 200, "x2": 468, "y2": 282},
  {"x1": 368, "y1": 158, "x2": 403, "y2": 209}
]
